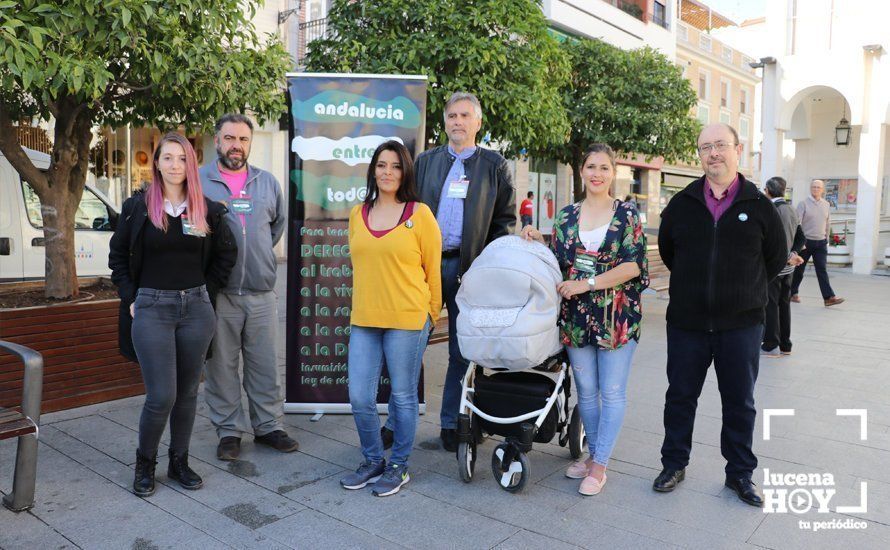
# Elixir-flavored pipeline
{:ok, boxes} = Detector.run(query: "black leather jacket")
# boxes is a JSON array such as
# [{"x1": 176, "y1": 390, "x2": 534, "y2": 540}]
[
  {"x1": 415, "y1": 145, "x2": 516, "y2": 274},
  {"x1": 108, "y1": 194, "x2": 238, "y2": 361}
]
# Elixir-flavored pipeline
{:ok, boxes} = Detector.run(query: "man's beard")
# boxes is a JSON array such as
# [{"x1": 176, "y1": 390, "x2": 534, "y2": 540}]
[{"x1": 218, "y1": 146, "x2": 248, "y2": 170}]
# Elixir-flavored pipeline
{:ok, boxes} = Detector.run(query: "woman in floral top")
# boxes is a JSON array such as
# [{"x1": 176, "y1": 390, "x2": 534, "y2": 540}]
[{"x1": 522, "y1": 144, "x2": 648, "y2": 496}]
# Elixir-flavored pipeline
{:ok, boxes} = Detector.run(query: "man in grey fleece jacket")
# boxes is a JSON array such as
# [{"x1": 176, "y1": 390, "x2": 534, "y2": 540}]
[{"x1": 200, "y1": 114, "x2": 298, "y2": 460}]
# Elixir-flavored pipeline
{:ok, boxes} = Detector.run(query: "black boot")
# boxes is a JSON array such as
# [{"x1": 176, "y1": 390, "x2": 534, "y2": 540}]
[
  {"x1": 133, "y1": 450, "x2": 157, "y2": 497},
  {"x1": 168, "y1": 449, "x2": 203, "y2": 490}
]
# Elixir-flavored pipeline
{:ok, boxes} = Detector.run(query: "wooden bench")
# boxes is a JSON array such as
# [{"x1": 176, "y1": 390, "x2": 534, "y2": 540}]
[
  {"x1": 0, "y1": 340, "x2": 43, "y2": 512},
  {"x1": 0, "y1": 408, "x2": 37, "y2": 439}
]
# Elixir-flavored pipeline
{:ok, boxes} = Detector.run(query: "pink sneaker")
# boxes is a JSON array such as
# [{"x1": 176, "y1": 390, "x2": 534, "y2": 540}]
[
  {"x1": 565, "y1": 459, "x2": 590, "y2": 479},
  {"x1": 579, "y1": 473, "x2": 607, "y2": 496}
]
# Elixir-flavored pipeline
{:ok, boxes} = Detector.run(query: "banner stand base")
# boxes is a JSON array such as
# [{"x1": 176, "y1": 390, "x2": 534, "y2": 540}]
[{"x1": 310, "y1": 413, "x2": 324, "y2": 422}]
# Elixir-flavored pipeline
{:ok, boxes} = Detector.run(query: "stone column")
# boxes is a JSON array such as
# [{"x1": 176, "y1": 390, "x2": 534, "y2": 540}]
[
  {"x1": 759, "y1": 60, "x2": 785, "y2": 183},
  {"x1": 853, "y1": 51, "x2": 886, "y2": 274}
]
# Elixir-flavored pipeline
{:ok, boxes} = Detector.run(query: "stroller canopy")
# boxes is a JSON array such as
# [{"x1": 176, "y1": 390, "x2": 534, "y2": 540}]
[{"x1": 456, "y1": 235, "x2": 563, "y2": 371}]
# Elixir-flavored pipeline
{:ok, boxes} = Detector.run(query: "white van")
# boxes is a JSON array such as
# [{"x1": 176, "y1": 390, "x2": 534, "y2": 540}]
[{"x1": 0, "y1": 147, "x2": 119, "y2": 281}]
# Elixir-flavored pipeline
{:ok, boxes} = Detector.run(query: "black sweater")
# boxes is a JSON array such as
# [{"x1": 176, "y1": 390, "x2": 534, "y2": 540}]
[
  {"x1": 658, "y1": 175, "x2": 788, "y2": 332},
  {"x1": 139, "y1": 215, "x2": 206, "y2": 290},
  {"x1": 109, "y1": 195, "x2": 238, "y2": 361}
]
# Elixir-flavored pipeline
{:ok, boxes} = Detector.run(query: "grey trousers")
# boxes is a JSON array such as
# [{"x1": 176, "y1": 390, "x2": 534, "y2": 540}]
[
  {"x1": 132, "y1": 286, "x2": 216, "y2": 458},
  {"x1": 204, "y1": 291, "x2": 285, "y2": 439}
]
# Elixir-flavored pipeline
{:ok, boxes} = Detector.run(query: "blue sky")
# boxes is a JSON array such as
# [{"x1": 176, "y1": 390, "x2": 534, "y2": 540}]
[{"x1": 699, "y1": 0, "x2": 767, "y2": 23}]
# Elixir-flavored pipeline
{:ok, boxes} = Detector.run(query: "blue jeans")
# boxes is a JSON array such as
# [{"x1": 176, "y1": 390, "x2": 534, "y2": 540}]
[
  {"x1": 566, "y1": 340, "x2": 637, "y2": 467},
  {"x1": 790, "y1": 238, "x2": 836, "y2": 299},
  {"x1": 348, "y1": 319, "x2": 431, "y2": 467},
  {"x1": 439, "y1": 255, "x2": 469, "y2": 430},
  {"x1": 131, "y1": 286, "x2": 216, "y2": 458}
]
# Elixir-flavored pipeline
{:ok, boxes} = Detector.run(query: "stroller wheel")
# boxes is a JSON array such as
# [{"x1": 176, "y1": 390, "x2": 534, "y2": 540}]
[
  {"x1": 491, "y1": 443, "x2": 530, "y2": 493},
  {"x1": 569, "y1": 406, "x2": 586, "y2": 460},
  {"x1": 457, "y1": 441, "x2": 476, "y2": 482}
]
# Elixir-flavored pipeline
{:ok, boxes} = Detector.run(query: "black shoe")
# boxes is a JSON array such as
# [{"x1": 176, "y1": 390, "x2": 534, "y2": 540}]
[
  {"x1": 168, "y1": 450, "x2": 203, "y2": 490},
  {"x1": 133, "y1": 450, "x2": 157, "y2": 497},
  {"x1": 652, "y1": 468, "x2": 685, "y2": 492},
  {"x1": 380, "y1": 426, "x2": 394, "y2": 450},
  {"x1": 216, "y1": 436, "x2": 241, "y2": 461},
  {"x1": 440, "y1": 428, "x2": 458, "y2": 452},
  {"x1": 255, "y1": 430, "x2": 300, "y2": 453},
  {"x1": 725, "y1": 476, "x2": 764, "y2": 507}
]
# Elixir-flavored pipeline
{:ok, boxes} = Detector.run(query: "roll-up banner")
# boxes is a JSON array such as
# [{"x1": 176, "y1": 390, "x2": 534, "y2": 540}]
[{"x1": 284, "y1": 73, "x2": 428, "y2": 414}]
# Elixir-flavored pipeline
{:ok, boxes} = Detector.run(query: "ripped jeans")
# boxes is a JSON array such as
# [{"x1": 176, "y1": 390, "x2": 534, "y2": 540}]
[{"x1": 566, "y1": 340, "x2": 638, "y2": 467}]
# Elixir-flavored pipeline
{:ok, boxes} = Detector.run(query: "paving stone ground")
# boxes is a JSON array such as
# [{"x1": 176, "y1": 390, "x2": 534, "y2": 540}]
[{"x1": 2, "y1": 266, "x2": 889, "y2": 549}]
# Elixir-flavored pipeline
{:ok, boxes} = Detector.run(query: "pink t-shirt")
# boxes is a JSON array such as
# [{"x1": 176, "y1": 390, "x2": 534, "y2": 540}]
[
  {"x1": 220, "y1": 168, "x2": 248, "y2": 198},
  {"x1": 220, "y1": 168, "x2": 249, "y2": 228}
]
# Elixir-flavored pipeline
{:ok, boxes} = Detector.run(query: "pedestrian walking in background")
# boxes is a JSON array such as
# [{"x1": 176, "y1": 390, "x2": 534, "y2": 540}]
[
  {"x1": 761, "y1": 177, "x2": 805, "y2": 358},
  {"x1": 109, "y1": 133, "x2": 237, "y2": 497},
  {"x1": 520, "y1": 191, "x2": 535, "y2": 228},
  {"x1": 790, "y1": 179, "x2": 845, "y2": 306}
]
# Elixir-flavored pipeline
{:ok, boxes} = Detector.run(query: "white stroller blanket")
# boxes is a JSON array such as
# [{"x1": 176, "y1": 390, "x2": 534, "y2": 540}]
[{"x1": 456, "y1": 235, "x2": 563, "y2": 371}]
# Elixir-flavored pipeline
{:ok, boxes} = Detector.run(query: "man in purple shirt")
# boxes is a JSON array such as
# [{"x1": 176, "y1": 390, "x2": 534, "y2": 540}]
[{"x1": 654, "y1": 123, "x2": 787, "y2": 507}]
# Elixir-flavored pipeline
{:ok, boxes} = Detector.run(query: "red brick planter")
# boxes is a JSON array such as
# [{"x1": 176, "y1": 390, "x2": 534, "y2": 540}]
[{"x1": 0, "y1": 299, "x2": 143, "y2": 413}]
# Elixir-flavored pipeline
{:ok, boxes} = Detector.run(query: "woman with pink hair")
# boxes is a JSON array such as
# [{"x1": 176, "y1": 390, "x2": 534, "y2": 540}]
[{"x1": 110, "y1": 133, "x2": 237, "y2": 497}]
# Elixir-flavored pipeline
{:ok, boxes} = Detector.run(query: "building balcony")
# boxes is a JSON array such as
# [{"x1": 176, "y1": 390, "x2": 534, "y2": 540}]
[{"x1": 297, "y1": 17, "x2": 329, "y2": 68}]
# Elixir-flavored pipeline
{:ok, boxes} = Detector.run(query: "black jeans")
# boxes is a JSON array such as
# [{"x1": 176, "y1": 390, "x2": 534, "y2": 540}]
[
  {"x1": 132, "y1": 286, "x2": 216, "y2": 458},
  {"x1": 763, "y1": 273, "x2": 792, "y2": 352},
  {"x1": 661, "y1": 324, "x2": 762, "y2": 477},
  {"x1": 790, "y1": 239, "x2": 836, "y2": 299}
]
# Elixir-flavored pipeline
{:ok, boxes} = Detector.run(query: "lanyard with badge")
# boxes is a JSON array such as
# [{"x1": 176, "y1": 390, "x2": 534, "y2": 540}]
[
  {"x1": 181, "y1": 215, "x2": 206, "y2": 237},
  {"x1": 230, "y1": 190, "x2": 253, "y2": 214},
  {"x1": 571, "y1": 243, "x2": 598, "y2": 278},
  {"x1": 446, "y1": 175, "x2": 469, "y2": 199},
  {"x1": 230, "y1": 189, "x2": 251, "y2": 236}
]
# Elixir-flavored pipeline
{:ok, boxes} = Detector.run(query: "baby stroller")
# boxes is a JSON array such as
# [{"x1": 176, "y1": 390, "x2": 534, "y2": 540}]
[{"x1": 453, "y1": 236, "x2": 586, "y2": 492}]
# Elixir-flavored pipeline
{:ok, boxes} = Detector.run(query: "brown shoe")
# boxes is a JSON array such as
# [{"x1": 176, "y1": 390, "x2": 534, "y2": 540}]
[
  {"x1": 790, "y1": 294, "x2": 801, "y2": 303},
  {"x1": 255, "y1": 430, "x2": 300, "y2": 453},
  {"x1": 217, "y1": 436, "x2": 241, "y2": 461},
  {"x1": 824, "y1": 296, "x2": 845, "y2": 307}
]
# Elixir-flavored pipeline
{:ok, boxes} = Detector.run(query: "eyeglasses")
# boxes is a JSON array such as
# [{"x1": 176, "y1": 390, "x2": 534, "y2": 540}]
[{"x1": 697, "y1": 141, "x2": 737, "y2": 155}]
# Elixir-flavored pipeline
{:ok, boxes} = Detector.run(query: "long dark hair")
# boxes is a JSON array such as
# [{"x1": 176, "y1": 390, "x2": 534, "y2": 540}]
[{"x1": 364, "y1": 140, "x2": 419, "y2": 205}]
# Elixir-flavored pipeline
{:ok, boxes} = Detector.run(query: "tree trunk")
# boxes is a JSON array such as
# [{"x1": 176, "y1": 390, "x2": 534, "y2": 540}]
[
  {"x1": 38, "y1": 101, "x2": 93, "y2": 299},
  {"x1": 39, "y1": 183, "x2": 80, "y2": 298}
]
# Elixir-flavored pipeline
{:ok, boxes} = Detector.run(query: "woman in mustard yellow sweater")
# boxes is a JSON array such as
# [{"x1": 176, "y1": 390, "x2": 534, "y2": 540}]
[{"x1": 340, "y1": 140, "x2": 442, "y2": 497}]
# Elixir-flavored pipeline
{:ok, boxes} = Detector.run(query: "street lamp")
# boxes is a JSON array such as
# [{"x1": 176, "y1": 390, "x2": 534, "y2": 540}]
[{"x1": 835, "y1": 102, "x2": 851, "y2": 146}]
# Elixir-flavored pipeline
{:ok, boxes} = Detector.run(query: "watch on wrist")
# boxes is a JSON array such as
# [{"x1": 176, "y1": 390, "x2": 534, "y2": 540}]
[{"x1": 587, "y1": 275, "x2": 596, "y2": 291}]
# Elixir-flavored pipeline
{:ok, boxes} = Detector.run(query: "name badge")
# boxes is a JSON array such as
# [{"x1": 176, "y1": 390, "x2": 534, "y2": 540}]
[
  {"x1": 231, "y1": 197, "x2": 253, "y2": 214},
  {"x1": 446, "y1": 177, "x2": 469, "y2": 199},
  {"x1": 573, "y1": 250, "x2": 598, "y2": 275},
  {"x1": 181, "y1": 216, "x2": 206, "y2": 237}
]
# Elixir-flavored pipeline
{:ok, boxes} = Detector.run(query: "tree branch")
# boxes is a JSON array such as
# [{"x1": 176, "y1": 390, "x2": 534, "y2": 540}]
[{"x1": 0, "y1": 102, "x2": 49, "y2": 193}]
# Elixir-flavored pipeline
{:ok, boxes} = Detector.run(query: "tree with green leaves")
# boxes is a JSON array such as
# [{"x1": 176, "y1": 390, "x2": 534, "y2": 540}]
[
  {"x1": 0, "y1": 0, "x2": 290, "y2": 298},
  {"x1": 305, "y1": 0, "x2": 570, "y2": 154},
  {"x1": 531, "y1": 38, "x2": 700, "y2": 200}
]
